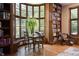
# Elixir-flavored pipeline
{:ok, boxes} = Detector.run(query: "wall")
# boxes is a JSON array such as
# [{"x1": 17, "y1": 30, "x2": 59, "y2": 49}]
[
  {"x1": 45, "y1": 3, "x2": 50, "y2": 43},
  {"x1": 62, "y1": 3, "x2": 79, "y2": 34}
]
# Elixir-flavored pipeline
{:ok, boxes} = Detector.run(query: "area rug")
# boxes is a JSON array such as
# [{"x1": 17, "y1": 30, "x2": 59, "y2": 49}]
[{"x1": 57, "y1": 47, "x2": 79, "y2": 56}]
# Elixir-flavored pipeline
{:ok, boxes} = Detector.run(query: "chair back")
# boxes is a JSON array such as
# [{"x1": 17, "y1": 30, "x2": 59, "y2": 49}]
[
  {"x1": 24, "y1": 31, "x2": 29, "y2": 40},
  {"x1": 35, "y1": 32, "x2": 44, "y2": 37},
  {"x1": 58, "y1": 32, "x2": 68, "y2": 41}
]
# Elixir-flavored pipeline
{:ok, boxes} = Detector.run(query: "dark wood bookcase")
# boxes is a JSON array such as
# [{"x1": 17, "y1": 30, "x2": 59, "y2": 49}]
[
  {"x1": 0, "y1": 3, "x2": 11, "y2": 37},
  {"x1": 0, "y1": 3, "x2": 11, "y2": 54},
  {"x1": 49, "y1": 3, "x2": 62, "y2": 44}
]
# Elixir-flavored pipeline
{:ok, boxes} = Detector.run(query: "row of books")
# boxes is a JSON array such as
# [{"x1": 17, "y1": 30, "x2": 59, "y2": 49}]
[
  {"x1": 53, "y1": 4, "x2": 62, "y2": 10},
  {"x1": 0, "y1": 12, "x2": 10, "y2": 20},
  {"x1": 0, "y1": 4, "x2": 4, "y2": 9},
  {"x1": 53, "y1": 20, "x2": 60, "y2": 24},
  {"x1": 53, "y1": 28, "x2": 60, "y2": 32}
]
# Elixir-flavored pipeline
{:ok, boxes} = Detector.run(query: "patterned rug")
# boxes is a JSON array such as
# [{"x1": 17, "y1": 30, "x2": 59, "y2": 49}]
[{"x1": 57, "y1": 47, "x2": 79, "y2": 56}]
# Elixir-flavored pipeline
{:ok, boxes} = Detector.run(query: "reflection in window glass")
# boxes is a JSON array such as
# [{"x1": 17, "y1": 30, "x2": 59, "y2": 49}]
[
  {"x1": 71, "y1": 20, "x2": 78, "y2": 35},
  {"x1": 28, "y1": 6, "x2": 32, "y2": 18},
  {"x1": 34, "y1": 7, "x2": 39, "y2": 18},
  {"x1": 40, "y1": 6, "x2": 44, "y2": 17},
  {"x1": 21, "y1": 4, "x2": 26, "y2": 17},
  {"x1": 16, "y1": 3, "x2": 20, "y2": 16},
  {"x1": 21, "y1": 19, "x2": 26, "y2": 37},
  {"x1": 71, "y1": 9, "x2": 77, "y2": 19},
  {"x1": 16, "y1": 18, "x2": 20, "y2": 38}
]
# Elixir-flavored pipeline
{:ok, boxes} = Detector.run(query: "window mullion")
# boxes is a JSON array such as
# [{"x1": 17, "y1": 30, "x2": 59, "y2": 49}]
[
  {"x1": 78, "y1": 8, "x2": 79, "y2": 34},
  {"x1": 39, "y1": 6, "x2": 40, "y2": 31},
  {"x1": 31, "y1": 6, "x2": 33, "y2": 18},
  {"x1": 20, "y1": 3, "x2": 21, "y2": 38}
]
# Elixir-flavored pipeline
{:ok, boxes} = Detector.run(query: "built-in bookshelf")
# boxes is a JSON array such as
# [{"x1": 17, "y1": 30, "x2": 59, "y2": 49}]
[
  {"x1": 0, "y1": 3, "x2": 11, "y2": 54},
  {"x1": 0, "y1": 3, "x2": 11, "y2": 37},
  {"x1": 49, "y1": 3, "x2": 62, "y2": 44}
]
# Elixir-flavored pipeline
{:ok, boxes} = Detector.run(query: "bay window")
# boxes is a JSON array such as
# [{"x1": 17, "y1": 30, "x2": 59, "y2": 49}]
[{"x1": 15, "y1": 3, "x2": 45, "y2": 38}]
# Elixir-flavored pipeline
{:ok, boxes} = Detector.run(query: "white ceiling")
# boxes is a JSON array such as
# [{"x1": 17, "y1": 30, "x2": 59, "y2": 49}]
[
  {"x1": 60, "y1": 3, "x2": 73, "y2": 6},
  {"x1": 26, "y1": 3, "x2": 72, "y2": 6}
]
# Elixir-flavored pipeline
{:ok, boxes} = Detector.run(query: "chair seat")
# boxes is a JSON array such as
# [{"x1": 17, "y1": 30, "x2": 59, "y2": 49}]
[
  {"x1": 35, "y1": 38, "x2": 42, "y2": 41},
  {"x1": 26, "y1": 40, "x2": 33, "y2": 43}
]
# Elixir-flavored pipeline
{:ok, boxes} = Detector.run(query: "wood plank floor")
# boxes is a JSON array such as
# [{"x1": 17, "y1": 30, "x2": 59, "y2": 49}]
[{"x1": 9, "y1": 44, "x2": 79, "y2": 56}]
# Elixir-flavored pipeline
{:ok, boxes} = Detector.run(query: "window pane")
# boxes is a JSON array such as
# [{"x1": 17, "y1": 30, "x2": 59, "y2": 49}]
[
  {"x1": 16, "y1": 18, "x2": 20, "y2": 38},
  {"x1": 16, "y1": 3, "x2": 20, "y2": 16},
  {"x1": 71, "y1": 20, "x2": 78, "y2": 35},
  {"x1": 40, "y1": 19, "x2": 44, "y2": 32},
  {"x1": 40, "y1": 27, "x2": 44, "y2": 32},
  {"x1": 21, "y1": 19, "x2": 26, "y2": 27},
  {"x1": 40, "y1": 19, "x2": 44, "y2": 27},
  {"x1": 28, "y1": 6, "x2": 32, "y2": 18},
  {"x1": 34, "y1": 7, "x2": 39, "y2": 18},
  {"x1": 21, "y1": 27, "x2": 26, "y2": 37},
  {"x1": 21, "y1": 19, "x2": 26, "y2": 37},
  {"x1": 16, "y1": 27, "x2": 20, "y2": 38},
  {"x1": 16, "y1": 18, "x2": 20, "y2": 26},
  {"x1": 71, "y1": 8, "x2": 78, "y2": 19},
  {"x1": 34, "y1": 20, "x2": 39, "y2": 32},
  {"x1": 40, "y1": 6, "x2": 45, "y2": 17},
  {"x1": 21, "y1": 4, "x2": 26, "y2": 17}
]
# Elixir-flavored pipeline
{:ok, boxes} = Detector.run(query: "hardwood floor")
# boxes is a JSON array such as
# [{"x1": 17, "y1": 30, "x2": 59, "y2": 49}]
[{"x1": 9, "y1": 44, "x2": 79, "y2": 56}]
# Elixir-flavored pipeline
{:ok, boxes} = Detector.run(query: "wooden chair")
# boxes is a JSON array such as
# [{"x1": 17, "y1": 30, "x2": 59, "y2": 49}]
[
  {"x1": 34, "y1": 32, "x2": 44, "y2": 49},
  {"x1": 57, "y1": 32, "x2": 75, "y2": 45},
  {"x1": 24, "y1": 31, "x2": 44, "y2": 52},
  {"x1": 24, "y1": 31, "x2": 34, "y2": 51}
]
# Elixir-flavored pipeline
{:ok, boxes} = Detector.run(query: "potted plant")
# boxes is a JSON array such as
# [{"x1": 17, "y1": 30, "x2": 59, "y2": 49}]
[{"x1": 26, "y1": 17, "x2": 37, "y2": 35}]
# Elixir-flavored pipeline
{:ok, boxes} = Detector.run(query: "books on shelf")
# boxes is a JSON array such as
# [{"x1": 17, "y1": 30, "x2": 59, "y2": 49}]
[
  {"x1": 52, "y1": 15, "x2": 56, "y2": 20},
  {"x1": 57, "y1": 22, "x2": 60, "y2": 25},
  {"x1": 53, "y1": 21, "x2": 56, "y2": 24},
  {"x1": 57, "y1": 17, "x2": 60, "y2": 21},
  {"x1": 52, "y1": 3, "x2": 61, "y2": 38},
  {"x1": 53, "y1": 33, "x2": 56, "y2": 36},
  {"x1": 58, "y1": 29, "x2": 60, "y2": 31},
  {"x1": 57, "y1": 10, "x2": 61, "y2": 13},
  {"x1": 53, "y1": 4, "x2": 57, "y2": 8},
  {"x1": 53, "y1": 25, "x2": 56, "y2": 28},
  {"x1": 52, "y1": 8, "x2": 55, "y2": 12},
  {"x1": 53, "y1": 12, "x2": 60, "y2": 17},
  {"x1": 57, "y1": 6, "x2": 61, "y2": 10},
  {"x1": 0, "y1": 12, "x2": 10, "y2": 20},
  {"x1": 0, "y1": 29, "x2": 3, "y2": 37},
  {"x1": 53, "y1": 29, "x2": 57, "y2": 32},
  {"x1": 0, "y1": 4, "x2": 4, "y2": 9},
  {"x1": 58, "y1": 25, "x2": 60, "y2": 28},
  {"x1": 0, "y1": 22, "x2": 1, "y2": 28}
]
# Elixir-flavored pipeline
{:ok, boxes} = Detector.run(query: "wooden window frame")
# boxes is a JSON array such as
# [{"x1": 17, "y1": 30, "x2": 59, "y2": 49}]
[
  {"x1": 70, "y1": 7, "x2": 79, "y2": 35},
  {"x1": 14, "y1": 3, "x2": 45, "y2": 39}
]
